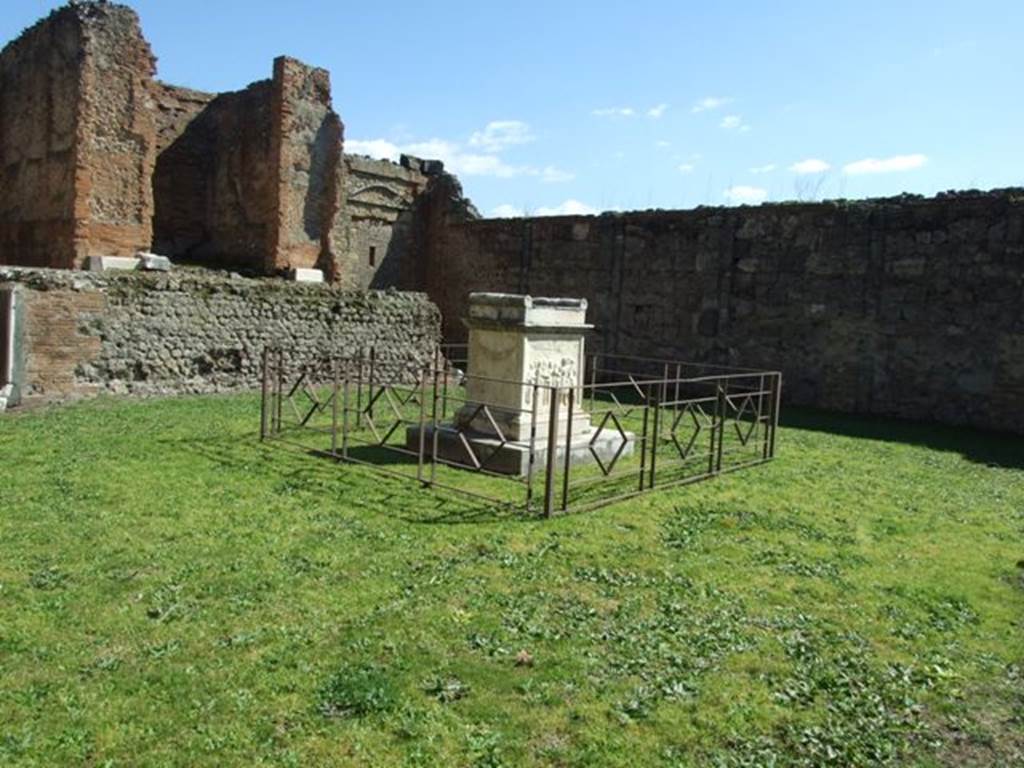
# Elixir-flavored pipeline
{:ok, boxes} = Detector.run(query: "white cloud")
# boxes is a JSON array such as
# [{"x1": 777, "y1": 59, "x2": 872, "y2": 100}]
[
  {"x1": 592, "y1": 106, "x2": 635, "y2": 117},
  {"x1": 678, "y1": 163, "x2": 695, "y2": 174},
  {"x1": 843, "y1": 153, "x2": 928, "y2": 175},
  {"x1": 724, "y1": 185, "x2": 767, "y2": 205},
  {"x1": 347, "y1": 133, "x2": 571, "y2": 181},
  {"x1": 468, "y1": 120, "x2": 535, "y2": 153},
  {"x1": 490, "y1": 200, "x2": 600, "y2": 218},
  {"x1": 749, "y1": 163, "x2": 776, "y2": 174},
  {"x1": 536, "y1": 199, "x2": 600, "y2": 216},
  {"x1": 647, "y1": 103, "x2": 669, "y2": 119},
  {"x1": 720, "y1": 115, "x2": 751, "y2": 132},
  {"x1": 655, "y1": 140, "x2": 671, "y2": 148},
  {"x1": 692, "y1": 96, "x2": 731, "y2": 113},
  {"x1": 491, "y1": 204, "x2": 525, "y2": 218},
  {"x1": 345, "y1": 138, "x2": 402, "y2": 160},
  {"x1": 790, "y1": 158, "x2": 831, "y2": 174}
]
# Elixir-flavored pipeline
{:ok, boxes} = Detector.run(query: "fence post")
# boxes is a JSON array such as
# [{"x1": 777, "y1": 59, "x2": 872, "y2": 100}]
[
  {"x1": 770, "y1": 373, "x2": 782, "y2": 459},
  {"x1": 588, "y1": 353, "x2": 598, "y2": 412},
  {"x1": 430, "y1": 360, "x2": 440, "y2": 486},
  {"x1": 260, "y1": 347, "x2": 270, "y2": 440},
  {"x1": 715, "y1": 380, "x2": 728, "y2": 473},
  {"x1": 649, "y1": 381, "x2": 661, "y2": 489},
  {"x1": 355, "y1": 348, "x2": 364, "y2": 427},
  {"x1": 416, "y1": 364, "x2": 429, "y2": 485},
  {"x1": 275, "y1": 348, "x2": 284, "y2": 433},
  {"x1": 331, "y1": 358, "x2": 339, "y2": 457},
  {"x1": 708, "y1": 380, "x2": 720, "y2": 476},
  {"x1": 561, "y1": 387, "x2": 575, "y2": 512},
  {"x1": 760, "y1": 373, "x2": 770, "y2": 461},
  {"x1": 341, "y1": 360, "x2": 350, "y2": 460},
  {"x1": 543, "y1": 387, "x2": 560, "y2": 517},
  {"x1": 638, "y1": 393, "x2": 650, "y2": 492},
  {"x1": 526, "y1": 383, "x2": 539, "y2": 513},
  {"x1": 367, "y1": 347, "x2": 377, "y2": 422}
]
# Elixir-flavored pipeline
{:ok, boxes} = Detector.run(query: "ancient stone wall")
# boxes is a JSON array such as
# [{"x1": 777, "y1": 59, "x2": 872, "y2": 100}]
[
  {"x1": 421, "y1": 189, "x2": 1024, "y2": 434},
  {"x1": 152, "y1": 57, "x2": 347, "y2": 276},
  {"x1": 331, "y1": 155, "x2": 431, "y2": 289},
  {"x1": 73, "y1": 2, "x2": 157, "y2": 266},
  {"x1": 152, "y1": 79, "x2": 275, "y2": 270},
  {"x1": 0, "y1": 3, "x2": 155, "y2": 269},
  {"x1": 266, "y1": 57, "x2": 343, "y2": 276},
  {"x1": 0, "y1": 267, "x2": 441, "y2": 403}
]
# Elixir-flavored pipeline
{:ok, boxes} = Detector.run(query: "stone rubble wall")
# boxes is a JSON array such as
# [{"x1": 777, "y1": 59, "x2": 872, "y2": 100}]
[
  {"x1": 421, "y1": 189, "x2": 1024, "y2": 434},
  {"x1": 0, "y1": 268, "x2": 441, "y2": 403}
]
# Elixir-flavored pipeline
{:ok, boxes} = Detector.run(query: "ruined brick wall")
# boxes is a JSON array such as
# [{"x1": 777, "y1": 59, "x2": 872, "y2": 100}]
[
  {"x1": 266, "y1": 57, "x2": 343, "y2": 275},
  {"x1": 0, "y1": 8, "x2": 80, "y2": 268},
  {"x1": 0, "y1": 267, "x2": 440, "y2": 403},
  {"x1": 330, "y1": 155, "x2": 430, "y2": 289},
  {"x1": 152, "y1": 57, "x2": 345, "y2": 276},
  {"x1": 422, "y1": 189, "x2": 1024, "y2": 434},
  {"x1": 152, "y1": 80, "x2": 275, "y2": 270},
  {"x1": 73, "y1": 3, "x2": 157, "y2": 266},
  {"x1": 152, "y1": 82, "x2": 216, "y2": 154},
  {"x1": 0, "y1": 3, "x2": 155, "y2": 269}
]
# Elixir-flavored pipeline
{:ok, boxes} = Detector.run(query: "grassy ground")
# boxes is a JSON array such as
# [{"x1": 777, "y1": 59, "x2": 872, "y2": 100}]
[{"x1": 0, "y1": 393, "x2": 1021, "y2": 767}]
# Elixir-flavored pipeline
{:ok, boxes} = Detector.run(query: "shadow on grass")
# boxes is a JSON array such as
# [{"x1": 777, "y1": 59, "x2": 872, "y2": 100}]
[
  {"x1": 783, "y1": 407, "x2": 1024, "y2": 470},
  {"x1": 167, "y1": 427, "x2": 536, "y2": 526}
]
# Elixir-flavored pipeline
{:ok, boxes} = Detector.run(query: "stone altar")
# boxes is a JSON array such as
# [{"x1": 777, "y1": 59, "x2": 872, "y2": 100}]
[{"x1": 407, "y1": 293, "x2": 634, "y2": 476}]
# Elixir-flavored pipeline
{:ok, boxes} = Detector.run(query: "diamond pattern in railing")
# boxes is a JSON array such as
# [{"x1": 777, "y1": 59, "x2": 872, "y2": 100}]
[
  {"x1": 726, "y1": 393, "x2": 759, "y2": 446},
  {"x1": 362, "y1": 385, "x2": 407, "y2": 445},
  {"x1": 670, "y1": 402, "x2": 708, "y2": 460},
  {"x1": 589, "y1": 410, "x2": 630, "y2": 476}
]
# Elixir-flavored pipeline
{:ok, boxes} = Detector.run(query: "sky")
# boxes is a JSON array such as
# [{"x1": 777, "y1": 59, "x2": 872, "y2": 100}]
[{"x1": 4, "y1": 1, "x2": 1022, "y2": 217}]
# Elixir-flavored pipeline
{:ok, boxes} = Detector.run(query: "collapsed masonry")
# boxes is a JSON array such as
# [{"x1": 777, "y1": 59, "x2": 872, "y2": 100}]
[{"x1": 0, "y1": 1, "x2": 475, "y2": 286}]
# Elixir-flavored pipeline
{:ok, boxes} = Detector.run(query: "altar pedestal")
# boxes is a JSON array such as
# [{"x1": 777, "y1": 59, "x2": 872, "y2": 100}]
[{"x1": 407, "y1": 293, "x2": 634, "y2": 476}]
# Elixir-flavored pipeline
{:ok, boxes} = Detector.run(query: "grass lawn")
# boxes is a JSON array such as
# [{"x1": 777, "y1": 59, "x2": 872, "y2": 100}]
[{"x1": 0, "y1": 393, "x2": 1021, "y2": 767}]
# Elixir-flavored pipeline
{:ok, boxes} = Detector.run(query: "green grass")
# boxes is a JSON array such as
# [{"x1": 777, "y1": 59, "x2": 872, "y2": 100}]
[{"x1": 0, "y1": 394, "x2": 1021, "y2": 767}]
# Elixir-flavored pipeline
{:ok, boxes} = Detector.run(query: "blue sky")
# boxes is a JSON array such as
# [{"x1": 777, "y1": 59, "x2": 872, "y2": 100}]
[{"x1": 5, "y1": 1, "x2": 1022, "y2": 217}]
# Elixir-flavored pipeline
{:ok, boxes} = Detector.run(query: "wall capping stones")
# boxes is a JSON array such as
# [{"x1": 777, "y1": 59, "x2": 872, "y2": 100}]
[
  {"x1": 0, "y1": 267, "x2": 440, "y2": 403},
  {"x1": 419, "y1": 186, "x2": 1024, "y2": 434}
]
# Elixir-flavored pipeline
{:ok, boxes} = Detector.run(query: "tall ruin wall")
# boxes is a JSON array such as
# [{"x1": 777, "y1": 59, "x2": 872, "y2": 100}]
[
  {"x1": 0, "y1": 4, "x2": 387, "y2": 280},
  {"x1": 421, "y1": 189, "x2": 1024, "y2": 434},
  {"x1": 0, "y1": 267, "x2": 440, "y2": 404},
  {"x1": 0, "y1": 3, "x2": 155, "y2": 269}
]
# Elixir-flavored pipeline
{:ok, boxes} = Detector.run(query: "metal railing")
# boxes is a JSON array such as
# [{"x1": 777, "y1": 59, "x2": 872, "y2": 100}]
[{"x1": 260, "y1": 345, "x2": 781, "y2": 516}]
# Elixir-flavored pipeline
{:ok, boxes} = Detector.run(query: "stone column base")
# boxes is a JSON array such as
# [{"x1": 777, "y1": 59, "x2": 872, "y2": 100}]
[{"x1": 406, "y1": 423, "x2": 635, "y2": 477}]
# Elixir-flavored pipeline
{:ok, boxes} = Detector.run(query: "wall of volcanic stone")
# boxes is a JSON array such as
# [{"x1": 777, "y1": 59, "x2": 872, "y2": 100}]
[
  {"x1": 0, "y1": 268, "x2": 440, "y2": 404},
  {"x1": 422, "y1": 189, "x2": 1024, "y2": 434}
]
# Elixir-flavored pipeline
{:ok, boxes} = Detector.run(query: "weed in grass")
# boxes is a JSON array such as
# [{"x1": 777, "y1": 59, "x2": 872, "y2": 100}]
[
  {"x1": 318, "y1": 663, "x2": 398, "y2": 718},
  {"x1": 423, "y1": 676, "x2": 470, "y2": 703},
  {"x1": 28, "y1": 565, "x2": 69, "y2": 591}
]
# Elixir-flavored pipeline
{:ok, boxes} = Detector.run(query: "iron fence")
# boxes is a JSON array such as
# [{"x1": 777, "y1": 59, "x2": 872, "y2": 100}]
[{"x1": 260, "y1": 345, "x2": 781, "y2": 516}]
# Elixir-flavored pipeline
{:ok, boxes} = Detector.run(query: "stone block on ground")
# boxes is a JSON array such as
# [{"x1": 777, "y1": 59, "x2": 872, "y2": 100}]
[
  {"x1": 289, "y1": 268, "x2": 324, "y2": 283},
  {"x1": 137, "y1": 252, "x2": 172, "y2": 271},
  {"x1": 87, "y1": 256, "x2": 142, "y2": 272}
]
